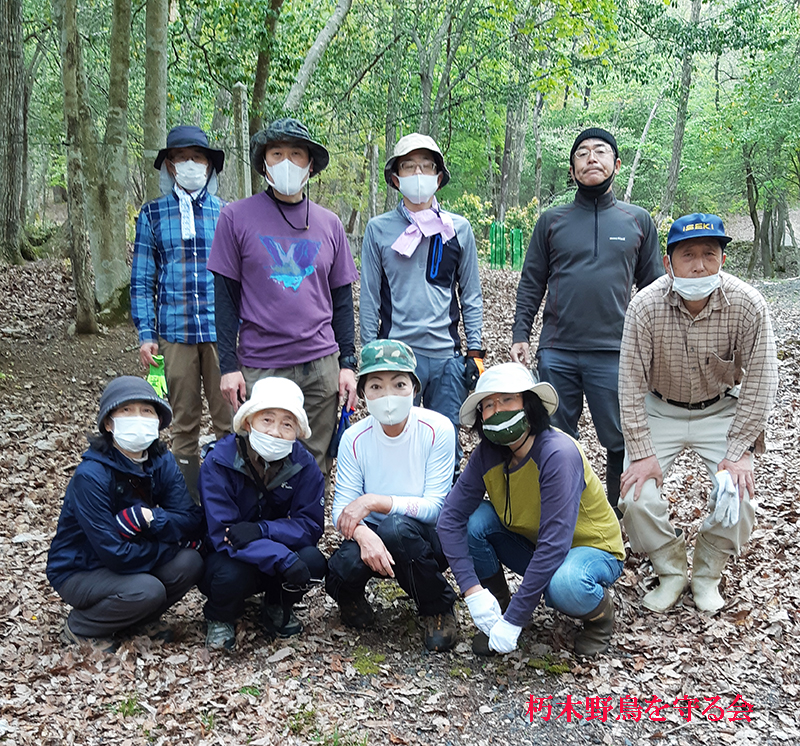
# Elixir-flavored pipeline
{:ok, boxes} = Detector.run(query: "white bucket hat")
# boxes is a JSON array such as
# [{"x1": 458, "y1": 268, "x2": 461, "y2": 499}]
[
  {"x1": 233, "y1": 377, "x2": 312, "y2": 439},
  {"x1": 459, "y1": 362, "x2": 559, "y2": 428},
  {"x1": 384, "y1": 133, "x2": 451, "y2": 189}
]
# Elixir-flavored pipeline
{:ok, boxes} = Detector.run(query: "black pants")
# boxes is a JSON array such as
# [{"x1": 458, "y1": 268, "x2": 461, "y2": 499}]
[
  {"x1": 57, "y1": 548, "x2": 204, "y2": 637},
  {"x1": 200, "y1": 546, "x2": 326, "y2": 622},
  {"x1": 326, "y1": 515, "x2": 456, "y2": 617}
]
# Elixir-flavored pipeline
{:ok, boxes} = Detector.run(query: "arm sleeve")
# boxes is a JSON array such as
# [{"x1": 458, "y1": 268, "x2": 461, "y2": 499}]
[
  {"x1": 618, "y1": 299, "x2": 656, "y2": 461},
  {"x1": 259, "y1": 459, "x2": 325, "y2": 551},
  {"x1": 389, "y1": 422, "x2": 456, "y2": 524},
  {"x1": 359, "y1": 222, "x2": 382, "y2": 346},
  {"x1": 725, "y1": 298, "x2": 778, "y2": 460},
  {"x1": 436, "y1": 445, "x2": 492, "y2": 593},
  {"x1": 633, "y1": 214, "x2": 665, "y2": 290},
  {"x1": 148, "y1": 454, "x2": 205, "y2": 542},
  {"x1": 331, "y1": 429, "x2": 366, "y2": 530},
  {"x1": 511, "y1": 218, "x2": 550, "y2": 344},
  {"x1": 130, "y1": 208, "x2": 158, "y2": 344},
  {"x1": 71, "y1": 467, "x2": 172, "y2": 574},
  {"x1": 503, "y1": 443, "x2": 584, "y2": 627},
  {"x1": 455, "y1": 221, "x2": 483, "y2": 351},
  {"x1": 213, "y1": 272, "x2": 241, "y2": 375},
  {"x1": 331, "y1": 284, "x2": 356, "y2": 360}
]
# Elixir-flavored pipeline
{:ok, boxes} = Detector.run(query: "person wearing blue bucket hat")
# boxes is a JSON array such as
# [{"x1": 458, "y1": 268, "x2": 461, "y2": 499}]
[
  {"x1": 208, "y1": 118, "x2": 359, "y2": 479},
  {"x1": 131, "y1": 125, "x2": 232, "y2": 502},
  {"x1": 618, "y1": 213, "x2": 778, "y2": 615}
]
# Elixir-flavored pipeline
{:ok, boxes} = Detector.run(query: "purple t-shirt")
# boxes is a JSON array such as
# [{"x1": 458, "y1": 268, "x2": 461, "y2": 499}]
[{"x1": 208, "y1": 192, "x2": 359, "y2": 368}]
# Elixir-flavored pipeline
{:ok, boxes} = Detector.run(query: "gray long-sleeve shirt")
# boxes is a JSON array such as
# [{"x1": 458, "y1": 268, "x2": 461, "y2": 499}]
[
  {"x1": 512, "y1": 189, "x2": 663, "y2": 352},
  {"x1": 360, "y1": 203, "x2": 483, "y2": 357}
]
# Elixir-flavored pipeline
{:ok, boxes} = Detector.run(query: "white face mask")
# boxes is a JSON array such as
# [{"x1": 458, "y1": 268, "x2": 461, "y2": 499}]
[
  {"x1": 111, "y1": 416, "x2": 159, "y2": 454},
  {"x1": 366, "y1": 394, "x2": 413, "y2": 426},
  {"x1": 265, "y1": 159, "x2": 311, "y2": 196},
  {"x1": 397, "y1": 174, "x2": 439, "y2": 205},
  {"x1": 249, "y1": 429, "x2": 294, "y2": 462},
  {"x1": 669, "y1": 258, "x2": 722, "y2": 301},
  {"x1": 172, "y1": 161, "x2": 209, "y2": 192}
]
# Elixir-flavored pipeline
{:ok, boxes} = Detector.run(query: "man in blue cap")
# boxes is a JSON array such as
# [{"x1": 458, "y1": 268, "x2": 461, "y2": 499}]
[
  {"x1": 618, "y1": 213, "x2": 778, "y2": 614},
  {"x1": 510, "y1": 128, "x2": 663, "y2": 516},
  {"x1": 131, "y1": 125, "x2": 233, "y2": 501}
]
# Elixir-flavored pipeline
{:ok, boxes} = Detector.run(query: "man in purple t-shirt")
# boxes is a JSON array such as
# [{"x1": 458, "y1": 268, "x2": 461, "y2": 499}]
[{"x1": 208, "y1": 118, "x2": 359, "y2": 476}]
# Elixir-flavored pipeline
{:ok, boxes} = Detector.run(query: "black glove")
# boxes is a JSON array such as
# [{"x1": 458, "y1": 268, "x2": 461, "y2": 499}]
[
  {"x1": 226, "y1": 522, "x2": 263, "y2": 550},
  {"x1": 464, "y1": 351, "x2": 485, "y2": 390},
  {"x1": 282, "y1": 556, "x2": 311, "y2": 587}
]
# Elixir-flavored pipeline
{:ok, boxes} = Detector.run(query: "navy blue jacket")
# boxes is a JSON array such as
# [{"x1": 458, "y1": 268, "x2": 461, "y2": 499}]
[
  {"x1": 199, "y1": 434, "x2": 324, "y2": 576},
  {"x1": 47, "y1": 442, "x2": 204, "y2": 591}
]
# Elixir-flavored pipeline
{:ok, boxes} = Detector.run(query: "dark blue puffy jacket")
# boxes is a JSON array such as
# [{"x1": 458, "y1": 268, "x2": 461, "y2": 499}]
[
  {"x1": 47, "y1": 442, "x2": 204, "y2": 591},
  {"x1": 199, "y1": 434, "x2": 324, "y2": 576}
]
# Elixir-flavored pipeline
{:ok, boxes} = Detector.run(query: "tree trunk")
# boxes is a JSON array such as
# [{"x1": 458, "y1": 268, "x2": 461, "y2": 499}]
[
  {"x1": 655, "y1": 0, "x2": 701, "y2": 227},
  {"x1": 54, "y1": 0, "x2": 98, "y2": 333},
  {"x1": 532, "y1": 92, "x2": 544, "y2": 214},
  {"x1": 283, "y1": 0, "x2": 352, "y2": 113},
  {"x1": 498, "y1": 94, "x2": 528, "y2": 221},
  {"x1": 383, "y1": 0, "x2": 402, "y2": 211},
  {"x1": 743, "y1": 143, "x2": 761, "y2": 277},
  {"x1": 142, "y1": 0, "x2": 169, "y2": 203},
  {"x1": 759, "y1": 201, "x2": 775, "y2": 278},
  {"x1": 368, "y1": 141, "x2": 379, "y2": 221},
  {"x1": 0, "y1": 0, "x2": 25, "y2": 265},
  {"x1": 249, "y1": 0, "x2": 285, "y2": 193},
  {"x1": 624, "y1": 93, "x2": 663, "y2": 203}
]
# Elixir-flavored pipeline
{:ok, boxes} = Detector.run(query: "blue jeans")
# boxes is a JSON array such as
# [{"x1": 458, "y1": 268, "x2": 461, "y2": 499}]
[
  {"x1": 413, "y1": 351, "x2": 467, "y2": 465},
  {"x1": 466, "y1": 501, "x2": 623, "y2": 617}
]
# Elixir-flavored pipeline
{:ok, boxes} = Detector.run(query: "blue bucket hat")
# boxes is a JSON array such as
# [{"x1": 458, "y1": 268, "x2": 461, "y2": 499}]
[
  {"x1": 667, "y1": 213, "x2": 732, "y2": 253},
  {"x1": 97, "y1": 376, "x2": 172, "y2": 432},
  {"x1": 154, "y1": 125, "x2": 225, "y2": 174}
]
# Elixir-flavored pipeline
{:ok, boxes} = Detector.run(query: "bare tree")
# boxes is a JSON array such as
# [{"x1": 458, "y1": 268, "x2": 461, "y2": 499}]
[
  {"x1": 142, "y1": 0, "x2": 169, "y2": 202},
  {"x1": 624, "y1": 93, "x2": 663, "y2": 203}
]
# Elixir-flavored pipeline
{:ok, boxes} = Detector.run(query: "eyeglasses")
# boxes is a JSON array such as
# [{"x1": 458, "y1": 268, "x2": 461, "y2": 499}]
[
  {"x1": 479, "y1": 393, "x2": 522, "y2": 418},
  {"x1": 573, "y1": 144, "x2": 614, "y2": 161},
  {"x1": 397, "y1": 159, "x2": 438, "y2": 176}
]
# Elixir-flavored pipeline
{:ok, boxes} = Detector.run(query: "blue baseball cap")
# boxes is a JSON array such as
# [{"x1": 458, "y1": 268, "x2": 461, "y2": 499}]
[{"x1": 667, "y1": 213, "x2": 732, "y2": 252}]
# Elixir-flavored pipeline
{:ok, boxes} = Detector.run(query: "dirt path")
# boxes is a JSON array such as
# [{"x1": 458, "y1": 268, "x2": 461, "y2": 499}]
[{"x1": 1, "y1": 261, "x2": 798, "y2": 745}]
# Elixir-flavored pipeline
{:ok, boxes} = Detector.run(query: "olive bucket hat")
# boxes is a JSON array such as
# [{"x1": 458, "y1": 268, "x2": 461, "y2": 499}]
[
  {"x1": 249, "y1": 118, "x2": 330, "y2": 177},
  {"x1": 356, "y1": 340, "x2": 421, "y2": 397}
]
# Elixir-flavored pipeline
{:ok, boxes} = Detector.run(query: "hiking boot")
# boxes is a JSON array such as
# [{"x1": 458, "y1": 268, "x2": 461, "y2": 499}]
[
  {"x1": 338, "y1": 594, "x2": 375, "y2": 630},
  {"x1": 63, "y1": 621, "x2": 118, "y2": 654},
  {"x1": 205, "y1": 620, "x2": 236, "y2": 650},
  {"x1": 133, "y1": 620, "x2": 175, "y2": 643},
  {"x1": 481, "y1": 569, "x2": 511, "y2": 612},
  {"x1": 262, "y1": 604, "x2": 303, "y2": 638},
  {"x1": 422, "y1": 611, "x2": 458, "y2": 652},
  {"x1": 574, "y1": 590, "x2": 615, "y2": 657},
  {"x1": 472, "y1": 631, "x2": 495, "y2": 657}
]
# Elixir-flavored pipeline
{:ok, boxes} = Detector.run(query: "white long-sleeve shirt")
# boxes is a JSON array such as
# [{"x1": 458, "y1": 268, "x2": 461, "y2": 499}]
[{"x1": 332, "y1": 407, "x2": 456, "y2": 530}]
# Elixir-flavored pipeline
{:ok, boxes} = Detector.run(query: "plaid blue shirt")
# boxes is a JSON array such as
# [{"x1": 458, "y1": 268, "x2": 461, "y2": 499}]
[{"x1": 131, "y1": 190, "x2": 223, "y2": 345}]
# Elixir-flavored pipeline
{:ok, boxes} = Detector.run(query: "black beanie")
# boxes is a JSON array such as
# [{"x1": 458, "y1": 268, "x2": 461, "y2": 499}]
[
  {"x1": 570, "y1": 128, "x2": 618, "y2": 164},
  {"x1": 97, "y1": 376, "x2": 172, "y2": 431}
]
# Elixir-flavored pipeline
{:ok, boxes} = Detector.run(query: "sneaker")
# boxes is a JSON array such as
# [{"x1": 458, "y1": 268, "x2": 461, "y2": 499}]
[
  {"x1": 63, "y1": 621, "x2": 118, "y2": 654},
  {"x1": 262, "y1": 604, "x2": 303, "y2": 638},
  {"x1": 422, "y1": 611, "x2": 458, "y2": 652},
  {"x1": 338, "y1": 594, "x2": 375, "y2": 630},
  {"x1": 205, "y1": 620, "x2": 236, "y2": 650}
]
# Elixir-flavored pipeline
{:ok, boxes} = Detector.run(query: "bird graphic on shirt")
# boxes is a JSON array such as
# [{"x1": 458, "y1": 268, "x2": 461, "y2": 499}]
[{"x1": 259, "y1": 235, "x2": 320, "y2": 291}]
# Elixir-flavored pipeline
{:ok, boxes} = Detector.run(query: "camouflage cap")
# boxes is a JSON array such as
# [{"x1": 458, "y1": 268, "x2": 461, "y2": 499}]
[
  {"x1": 249, "y1": 118, "x2": 330, "y2": 176},
  {"x1": 357, "y1": 340, "x2": 421, "y2": 396}
]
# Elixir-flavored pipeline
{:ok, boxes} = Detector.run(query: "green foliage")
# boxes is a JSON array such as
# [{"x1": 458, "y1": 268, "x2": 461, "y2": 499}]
[
  {"x1": 289, "y1": 706, "x2": 317, "y2": 734},
  {"x1": 449, "y1": 665, "x2": 472, "y2": 678},
  {"x1": 239, "y1": 685, "x2": 261, "y2": 698},
  {"x1": 442, "y1": 193, "x2": 494, "y2": 255},
  {"x1": 352, "y1": 645, "x2": 385, "y2": 676},
  {"x1": 200, "y1": 709, "x2": 216, "y2": 731},
  {"x1": 112, "y1": 694, "x2": 142, "y2": 717},
  {"x1": 526, "y1": 655, "x2": 570, "y2": 675},
  {"x1": 504, "y1": 199, "x2": 539, "y2": 240}
]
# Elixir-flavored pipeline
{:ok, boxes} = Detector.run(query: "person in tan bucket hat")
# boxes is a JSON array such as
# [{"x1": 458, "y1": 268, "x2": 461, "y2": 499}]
[{"x1": 360, "y1": 133, "x2": 484, "y2": 476}]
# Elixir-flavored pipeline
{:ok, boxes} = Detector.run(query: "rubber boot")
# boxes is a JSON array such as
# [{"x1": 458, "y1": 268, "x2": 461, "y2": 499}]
[
  {"x1": 175, "y1": 454, "x2": 201, "y2": 505},
  {"x1": 606, "y1": 449, "x2": 624, "y2": 519},
  {"x1": 472, "y1": 569, "x2": 511, "y2": 656},
  {"x1": 643, "y1": 536, "x2": 688, "y2": 612},
  {"x1": 691, "y1": 534, "x2": 730, "y2": 613},
  {"x1": 574, "y1": 590, "x2": 614, "y2": 657}
]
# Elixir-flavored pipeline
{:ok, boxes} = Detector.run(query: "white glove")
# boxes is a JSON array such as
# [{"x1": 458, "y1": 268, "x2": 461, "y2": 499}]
[
  {"x1": 465, "y1": 588, "x2": 503, "y2": 635},
  {"x1": 710, "y1": 470, "x2": 740, "y2": 528},
  {"x1": 488, "y1": 617, "x2": 522, "y2": 654}
]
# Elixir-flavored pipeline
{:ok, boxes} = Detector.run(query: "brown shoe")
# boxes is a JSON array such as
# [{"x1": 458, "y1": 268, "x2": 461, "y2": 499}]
[{"x1": 422, "y1": 611, "x2": 457, "y2": 652}]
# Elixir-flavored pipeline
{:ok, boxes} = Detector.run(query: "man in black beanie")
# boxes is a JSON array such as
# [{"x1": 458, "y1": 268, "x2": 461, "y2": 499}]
[{"x1": 510, "y1": 128, "x2": 663, "y2": 515}]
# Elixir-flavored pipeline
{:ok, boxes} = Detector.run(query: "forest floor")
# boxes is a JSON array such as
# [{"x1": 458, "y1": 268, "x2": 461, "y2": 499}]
[{"x1": 1, "y1": 260, "x2": 799, "y2": 746}]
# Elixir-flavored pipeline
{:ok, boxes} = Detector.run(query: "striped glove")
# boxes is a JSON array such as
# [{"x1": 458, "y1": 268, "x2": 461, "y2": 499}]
[{"x1": 116, "y1": 505, "x2": 148, "y2": 539}]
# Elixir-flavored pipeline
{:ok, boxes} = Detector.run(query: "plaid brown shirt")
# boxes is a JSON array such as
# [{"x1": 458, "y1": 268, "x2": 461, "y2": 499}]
[{"x1": 619, "y1": 272, "x2": 778, "y2": 462}]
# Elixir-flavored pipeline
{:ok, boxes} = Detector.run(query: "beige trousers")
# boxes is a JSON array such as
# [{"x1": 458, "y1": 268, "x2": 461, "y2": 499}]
[{"x1": 619, "y1": 394, "x2": 755, "y2": 556}]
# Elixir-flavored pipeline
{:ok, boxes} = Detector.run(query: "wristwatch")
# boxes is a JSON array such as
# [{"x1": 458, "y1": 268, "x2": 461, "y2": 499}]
[{"x1": 339, "y1": 354, "x2": 358, "y2": 370}]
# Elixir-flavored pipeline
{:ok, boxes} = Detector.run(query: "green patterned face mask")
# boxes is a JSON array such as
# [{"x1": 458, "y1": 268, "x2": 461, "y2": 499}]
[{"x1": 482, "y1": 409, "x2": 529, "y2": 446}]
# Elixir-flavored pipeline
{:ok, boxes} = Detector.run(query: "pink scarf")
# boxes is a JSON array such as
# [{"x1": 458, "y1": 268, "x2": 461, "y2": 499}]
[{"x1": 390, "y1": 199, "x2": 456, "y2": 257}]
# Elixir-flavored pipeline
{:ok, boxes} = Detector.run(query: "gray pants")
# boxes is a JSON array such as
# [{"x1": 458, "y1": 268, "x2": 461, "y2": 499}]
[{"x1": 56, "y1": 549, "x2": 203, "y2": 637}]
